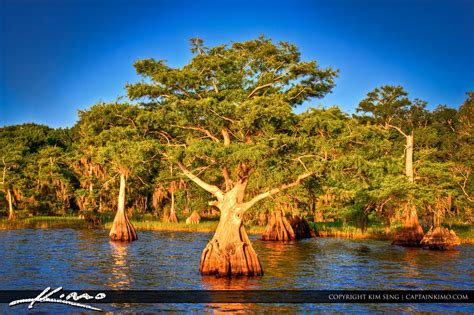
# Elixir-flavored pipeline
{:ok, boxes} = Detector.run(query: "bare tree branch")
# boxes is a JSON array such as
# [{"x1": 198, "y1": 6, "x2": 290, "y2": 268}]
[
  {"x1": 385, "y1": 123, "x2": 408, "y2": 138},
  {"x1": 247, "y1": 75, "x2": 284, "y2": 98},
  {"x1": 210, "y1": 109, "x2": 236, "y2": 123},
  {"x1": 222, "y1": 166, "x2": 233, "y2": 192},
  {"x1": 293, "y1": 155, "x2": 317, "y2": 172},
  {"x1": 178, "y1": 162, "x2": 224, "y2": 199},
  {"x1": 1, "y1": 157, "x2": 7, "y2": 185},
  {"x1": 173, "y1": 125, "x2": 220, "y2": 143},
  {"x1": 212, "y1": 80, "x2": 219, "y2": 93},
  {"x1": 459, "y1": 170, "x2": 473, "y2": 202},
  {"x1": 243, "y1": 172, "x2": 313, "y2": 210}
]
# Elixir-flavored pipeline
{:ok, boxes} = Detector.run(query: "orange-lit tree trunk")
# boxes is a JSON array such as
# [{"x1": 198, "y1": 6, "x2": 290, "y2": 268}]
[
  {"x1": 168, "y1": 185, "x2": 178, "y2": 222},
  {"x1": 262, "y1": 210, "x2": 295, "y2": 241},
  {"x1": 387, "y1": 127, "x2": 423, "y2": 246},
  {"x1": 7, "y1": 188, "x2": 15, "y2": 220},
  {"x1": 262, "y1": 210, "x2": 313, "y2": 241},
  {"x1": 178, "y1": 162, "x2": 312, "y2": 277},
  {"x1": 405, "y1": 133, "x2": 414, "y2": 183},
  {"x1": 200, "y1": 181, "x2": 262, "y2": 276},
  {"x1": 392, "y1": 203, "x2": 424, "y2": 246},
  {"x1": 109, "y1": 173, "x2": 137, "y2": 241},
  {"x1": 186, "y1": 210, "x2": 201, "y2": 224}
]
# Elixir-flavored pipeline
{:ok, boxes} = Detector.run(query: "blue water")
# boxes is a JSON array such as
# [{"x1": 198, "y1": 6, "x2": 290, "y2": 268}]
[{"x1": 0, "y1": 229, "x2": 473, "y2": 313}]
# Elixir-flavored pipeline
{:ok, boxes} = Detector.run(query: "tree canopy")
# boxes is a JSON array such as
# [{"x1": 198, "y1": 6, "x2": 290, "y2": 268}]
[{"x1": 1, "y1": 37, "x2": 472, "y2": 240}]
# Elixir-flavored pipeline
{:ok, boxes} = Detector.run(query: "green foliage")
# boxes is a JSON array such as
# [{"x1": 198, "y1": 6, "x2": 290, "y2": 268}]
[{"x1": 0, "y1": 38, "x2": 471, "y2": 232}]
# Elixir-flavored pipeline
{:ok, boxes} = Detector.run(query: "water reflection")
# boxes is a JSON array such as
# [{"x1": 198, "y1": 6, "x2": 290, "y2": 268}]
[
  {"x1": 108, "y1": 241, "x2": 132, "y2": 289},
  {"x1": 200, "y1": 276, "x2": 254, "y2": 313},
  {"x1": 400, "y1": 248, "x2": 424, "y2": 288},
  {"x1": 0, "y1": 230, "x2": 472, "y2": 313}
]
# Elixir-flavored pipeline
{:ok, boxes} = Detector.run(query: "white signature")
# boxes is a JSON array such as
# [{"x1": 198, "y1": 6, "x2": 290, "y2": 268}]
[{"x1": 9, "y1": 286, "x2": 106, "y2": 311}]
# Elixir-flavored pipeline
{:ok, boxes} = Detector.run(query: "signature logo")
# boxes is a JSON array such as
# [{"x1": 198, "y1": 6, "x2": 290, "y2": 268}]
[{"x1": 9, "y1": 287, "x2": 106, "y2": 311}]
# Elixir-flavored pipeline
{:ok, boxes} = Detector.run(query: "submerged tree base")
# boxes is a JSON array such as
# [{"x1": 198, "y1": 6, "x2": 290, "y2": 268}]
[
  {"x1": 421, "y1": 226, "x2": 461, "y2": 250},
  {"x1": 186, "y1": 210, "x2": 201, "y2": 224},
  {"x1": 262, "y1": 211, "x2": 313, "y2": 241},
  {"x1": 164, "y1": 211, "x2": 178, "y2": 223},
  {"x1": 392, "y1": 204, "x2": 424, "y2": 247},
  {"x1": 109, "y1": 211, "x2": 138, "y2": 242},
  {"x1": 262, "y1": 210, "x2": 295, "y2": 241},
  {"x1": 200, "y1": 225, "x2": 263, "y2": 277},
  {"x1": 289, "y1": 215, "x2": 315, "y2": 239},
  {"x1": 392, "y1": 225, "x2": 424, "y2": 247}
]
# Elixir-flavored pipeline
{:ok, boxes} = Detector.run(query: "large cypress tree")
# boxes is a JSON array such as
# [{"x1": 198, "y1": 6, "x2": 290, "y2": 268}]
[{"x1": 126, "y1": 36, "x2": 337, "y2": 276}]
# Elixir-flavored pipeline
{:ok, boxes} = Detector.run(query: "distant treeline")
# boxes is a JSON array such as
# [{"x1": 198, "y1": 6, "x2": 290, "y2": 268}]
[{"x1": 1, "y1": 37, "x2": 472, "y2": 229}]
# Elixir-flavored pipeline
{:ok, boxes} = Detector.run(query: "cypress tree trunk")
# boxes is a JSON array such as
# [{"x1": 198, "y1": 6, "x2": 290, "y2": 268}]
[
  {"x1": 7, "y1": 188, "x2": 15, "y2": 220},
  {"x1": 186, "y1": 210, "x2": 200, "y2": 224},
  {"x1": 200, "y1": 183, "x2": 263, "y2": 277},
  {"x1": 262, "y1": 210, "x2": 295, "y2": 241},
  {"x1": 262, "y1": 210, "x2": 313, "y2": 241},
  {"x1": 421, "y1": 226, "x2": 461, "y2": 250},
  {"x1": 257, "y1": 211, "x2": 268, "y2": 226},
  {"x1": 168, "y1": 189, "x2": 178, "y2": 222},
  {"x1": 392, "y1": 203, "x2": 424, "y2": 246},
  {"x1": 109, "y1": 173, "x2": 137, "y2": 242},
  {"x1": 179, "y1": 162, "x2": 312, "y2": 277},
  {"x1": 393, "y1": 132, "x2": 424, "y2": 246},
  {"x1": 405, "y1": 133, "x2": 414, "y2": 183}
]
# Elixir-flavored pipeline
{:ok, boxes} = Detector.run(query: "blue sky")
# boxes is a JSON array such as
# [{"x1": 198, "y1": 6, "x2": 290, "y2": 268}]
[{"x1": 1, "y1": 0, "x2": 473, "y2": 128}]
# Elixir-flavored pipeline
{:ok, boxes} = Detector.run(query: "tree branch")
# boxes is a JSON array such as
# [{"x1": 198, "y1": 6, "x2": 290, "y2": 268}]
[
  {"x1": 173, "y1": 125, "x2": 220, "y2": 143},
  {"x1": 221, "y1": 128, "x2": 231, "y2": 146},
  {"x1": 243, "y1": 172, "x2": 313, "y2": 210},
  {"x1": 222, "y1": 166, "x2": 233, "y2": 191},
  {"x1": 459, "y1": 170, "x2": 473, "y2": 202},
  {"x1": 293, "y1": 155, "x2": 316, "y2": 172},
  {"x1": 212, "y1": 80, "x2": 219, "y2": 93},
  {"x1": 247, "y1": 75, "x2": 284, "y2": 98},
  {"x1": 1, "y1": 157, "x2": 6, "y2": 185},
  {"x1": 210, "y1": 109, "x2": 236, "y2": 123},
  {"x1": 178, "y1": 162, "x2": 224, "y2": 199},
  {"x1": 385, "y1": 123, "x2": 408, "y2": 138}
]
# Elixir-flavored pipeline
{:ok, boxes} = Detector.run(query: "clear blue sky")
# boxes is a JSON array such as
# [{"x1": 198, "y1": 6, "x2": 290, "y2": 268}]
[{"x1": 1, "y1": 0, "x2": 473, "y2": 128}]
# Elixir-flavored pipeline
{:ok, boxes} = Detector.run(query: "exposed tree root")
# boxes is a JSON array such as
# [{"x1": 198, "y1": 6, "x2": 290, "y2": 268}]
[
  {"x1": 421, "y1": 226, "x2": 461, "y2": 250},
  {"x1": 262, "y1": 210, "x2": 314, "y2": 241},
  {"x1": 109, "y1": 173, "x2": 137, "y2": 242},
  {"x1": 186, "y1": 210, "x2": 201, "y2": 224},
  {"x1": 109, "y1": 210, "x2": 137, "y2": 241},
  {"x1": 262, "y1": 210, "x2": 295, "y2": 241},
  {"x1": 392, "y1": 204, "x2": 424, "y2": 247},
  {"x1": 257, "y1": 212, "x2": 268, "y2": 226},
  {"x1": 163, "y1": 210, "x2": 179, "y2": 223},
  {"x1": 200, "y1": 225, "x2": 263, "y2": 277}
]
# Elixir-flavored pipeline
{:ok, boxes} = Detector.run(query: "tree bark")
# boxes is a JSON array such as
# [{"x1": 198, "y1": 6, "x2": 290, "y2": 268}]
[
  {"x1": 7, "y1": 188, "x2": 15, "y2": 221},
  {"x1": 164, "y1": 184, "x2": 179, "y2": 223},
  {"x1": 257, "y1": 211, "x2": 268, "y2": 226},
  {"x1": 109, "y1": 173, "x2": 137, "y2": 242},
  {"x1": 262, "y1": 210, "x2": 295, "y2": 241},
  {"x1": 405, "y1": 133, "x2": 414, "y2": 183},
  {"x1": 168, "y1": 189, "x2": 178, "y2": 222},
  {"x1": 186, "y1": 210, "x2": 201, "y2": 224},
  {"x1": 200, "y1": 183, "x2": 263, "y2": 277},
  {"x1": 421, "y1": 226, "x2": 460, "y2": 250},
  {"x1": 392, "y1": 203, "x2": 423, "y2": 247},
  {"x1": 262, "y1": 210, "x2": 313, "y2": 241}
]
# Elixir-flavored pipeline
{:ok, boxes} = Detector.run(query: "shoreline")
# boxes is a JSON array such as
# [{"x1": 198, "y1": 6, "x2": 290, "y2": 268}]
[{"x1": 1, "y1": 216, "x2": 473, "y2": 244}]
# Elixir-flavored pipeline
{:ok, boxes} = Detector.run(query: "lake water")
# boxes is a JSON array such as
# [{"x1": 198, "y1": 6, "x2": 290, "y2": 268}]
[{"x1": 0, "y1": 229, "x2": 473, "y2": 313}]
